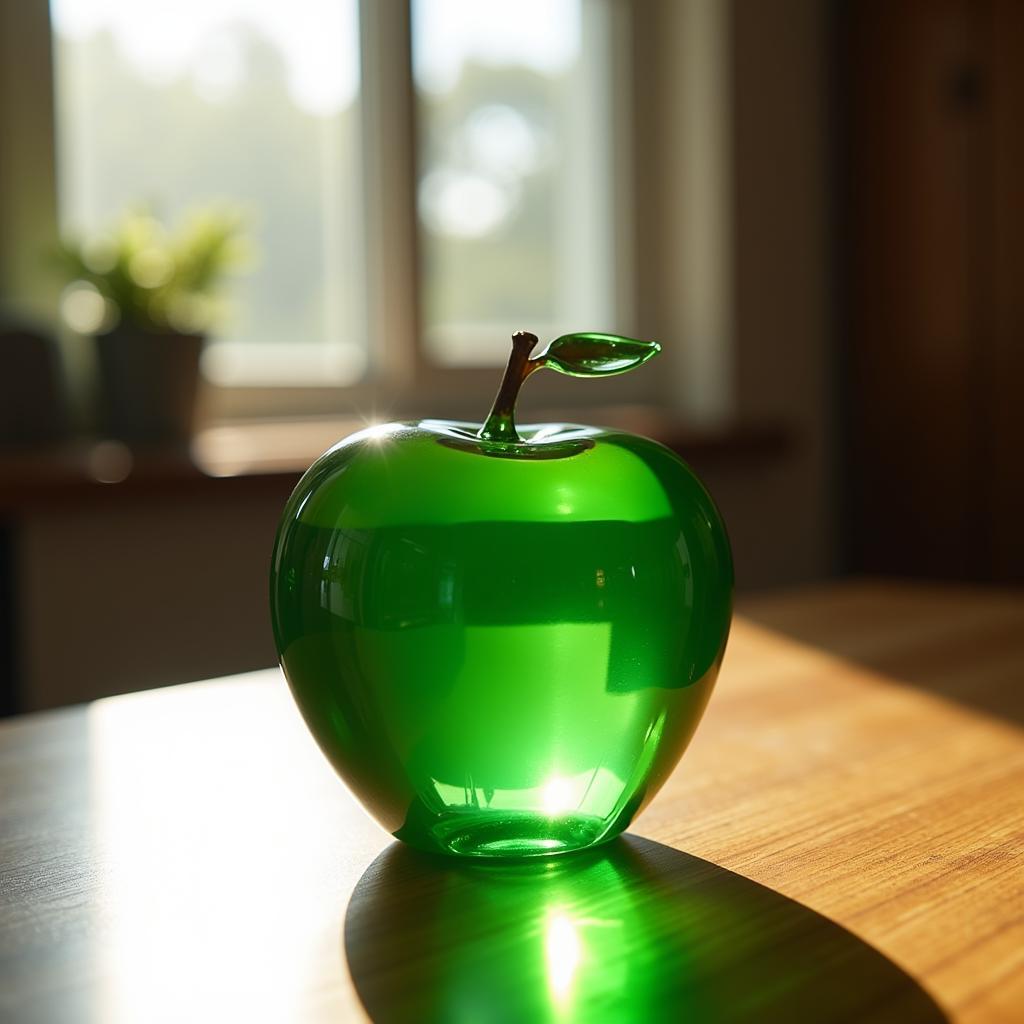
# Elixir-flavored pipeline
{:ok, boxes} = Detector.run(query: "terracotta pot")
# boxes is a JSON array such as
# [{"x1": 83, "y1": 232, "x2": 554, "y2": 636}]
[{"x1": 95, "y1": 327, "x2": 203, "y2": 443}]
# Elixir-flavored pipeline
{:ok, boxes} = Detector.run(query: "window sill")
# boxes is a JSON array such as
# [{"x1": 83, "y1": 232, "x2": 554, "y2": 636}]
[
  {"x1": 0, "y1": 409, "x2": 791, "y2": 512},
  {"x1": 191, "y1": 406, "x2": 792, "y2": 476}
]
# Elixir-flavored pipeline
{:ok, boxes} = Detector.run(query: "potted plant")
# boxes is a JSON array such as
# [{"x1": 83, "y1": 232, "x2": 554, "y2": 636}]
[{"x1": 55, "y1": 207, "x2": 250, "y2": 444}]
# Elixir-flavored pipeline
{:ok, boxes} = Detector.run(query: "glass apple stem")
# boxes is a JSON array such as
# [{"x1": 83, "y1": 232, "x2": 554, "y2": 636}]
[{"x1": 479, "y1": 331, "x2": 542, "y2": 443}]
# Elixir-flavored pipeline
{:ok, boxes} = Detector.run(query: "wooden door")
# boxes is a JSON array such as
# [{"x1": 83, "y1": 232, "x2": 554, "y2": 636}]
[{"x1": 843, "y1": 0, "x2": 1024, "y2": 581}]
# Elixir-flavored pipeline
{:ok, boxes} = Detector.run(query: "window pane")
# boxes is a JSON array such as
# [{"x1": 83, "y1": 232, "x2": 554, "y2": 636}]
[
  {"x1": 413, "y1": 0, "x2": 618, "y2": 365},
  {"x1": 50, "y1": 0, "x2": 365, "y2": 386}
]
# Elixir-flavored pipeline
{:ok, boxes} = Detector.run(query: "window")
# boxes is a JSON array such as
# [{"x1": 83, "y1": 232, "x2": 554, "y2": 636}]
[
  {"x1": 51, "y1": 0, "x2": 366, "y2": 387},
  {"x1": 50, "y1": 0, "x2": 629, "y2": 409}
]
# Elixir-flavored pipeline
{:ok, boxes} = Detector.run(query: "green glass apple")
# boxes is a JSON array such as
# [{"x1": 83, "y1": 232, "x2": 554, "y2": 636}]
[{"x1": 270, "y1": 331, "x2": 732, "y2": 858}]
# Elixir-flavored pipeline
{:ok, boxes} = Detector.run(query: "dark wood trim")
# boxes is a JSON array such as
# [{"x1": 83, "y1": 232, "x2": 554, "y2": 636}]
[{"x1": 840, "y1": 0, "x2": 1024, "y2": 581}]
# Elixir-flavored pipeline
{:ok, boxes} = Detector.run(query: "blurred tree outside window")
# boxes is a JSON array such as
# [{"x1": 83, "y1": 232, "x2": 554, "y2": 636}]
[
  {"x1": 413, "y1": 0, "x2": 615, "y2": 366},
  {"x1": 50, "y1": 0, "x2": 618, "y2": 389}
]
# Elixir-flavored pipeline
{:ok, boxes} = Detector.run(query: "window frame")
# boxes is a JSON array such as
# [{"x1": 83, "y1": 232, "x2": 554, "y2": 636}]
[{"x1": 202, "y1": 0, "x2": 649, "y2": 424}]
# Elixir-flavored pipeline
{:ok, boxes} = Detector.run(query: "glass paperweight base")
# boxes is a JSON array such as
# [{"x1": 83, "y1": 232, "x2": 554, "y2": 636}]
[{"x1": 408, "y1": 810, "x2": 610, "y2": 859}]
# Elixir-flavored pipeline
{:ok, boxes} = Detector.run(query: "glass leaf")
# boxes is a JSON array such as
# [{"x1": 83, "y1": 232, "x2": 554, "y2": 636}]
[{"x1": 540, "y1": 333, "x2": 661, "y2": 377}]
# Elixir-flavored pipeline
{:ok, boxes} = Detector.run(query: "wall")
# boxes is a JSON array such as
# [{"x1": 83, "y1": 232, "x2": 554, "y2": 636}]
[
  {"x1": 17, "y1": 485, "x2": 286, "y2": 709},
  {"x1": 637, "y1": 0, "x2": 838, "y2": 588},
  {"x1": 723, "y1": 0, "x2": 838, "y2": 587}
]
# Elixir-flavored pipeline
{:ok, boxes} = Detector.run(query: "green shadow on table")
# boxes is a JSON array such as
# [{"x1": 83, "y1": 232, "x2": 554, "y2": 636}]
[{"x1": 343, "y1": 834, "x2": 947, "y2": 1024}]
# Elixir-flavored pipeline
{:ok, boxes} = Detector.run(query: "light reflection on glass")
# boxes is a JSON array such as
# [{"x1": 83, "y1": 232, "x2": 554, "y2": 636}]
[
  {"x1": 541, "y1": 777, "x2": 574, "y2": 816},
  {"x1": 430, "y1": 764, "x2": 625, "y2": 818}
]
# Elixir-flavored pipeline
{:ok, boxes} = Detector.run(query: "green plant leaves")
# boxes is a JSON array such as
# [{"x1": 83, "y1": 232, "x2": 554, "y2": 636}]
[
  {"x1": 539, "y1": 333, "x2": 661, "y2": 377},
  {"x1": 52, "y1": 205, "x2": 251, "y2": 335}
]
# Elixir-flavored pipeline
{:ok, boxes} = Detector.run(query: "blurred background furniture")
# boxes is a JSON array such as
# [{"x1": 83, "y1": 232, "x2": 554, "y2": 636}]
[{"x1": 0, "y1": 326, "x2": 69, "y2": 447}]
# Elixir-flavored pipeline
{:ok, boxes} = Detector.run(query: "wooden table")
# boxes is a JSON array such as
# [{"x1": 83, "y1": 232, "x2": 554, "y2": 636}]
[{"x1": 1, "y1": 582, "x2": 1021, "y2": 1022}]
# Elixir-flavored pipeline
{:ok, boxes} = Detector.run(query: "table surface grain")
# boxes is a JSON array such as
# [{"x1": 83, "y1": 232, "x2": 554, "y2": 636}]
[{"x1": 1, "y1": 581, "x2": 1022, "y2": 1023}]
